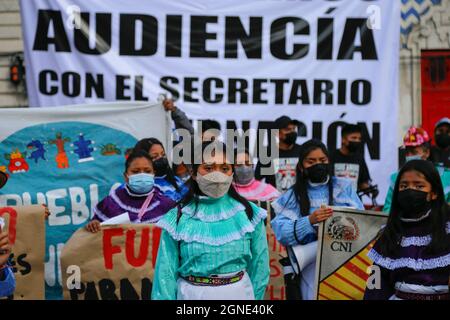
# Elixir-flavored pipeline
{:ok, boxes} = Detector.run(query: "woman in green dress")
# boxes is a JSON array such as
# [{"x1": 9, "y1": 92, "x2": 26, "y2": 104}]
[{"x1": 152, "y1": 141, "x2": 270, "y2": 300}]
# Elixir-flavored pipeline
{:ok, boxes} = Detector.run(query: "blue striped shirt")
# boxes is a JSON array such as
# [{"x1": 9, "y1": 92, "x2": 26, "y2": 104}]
[{"x1": 154, "y1": 175, "x2": 189, "y2": 203}]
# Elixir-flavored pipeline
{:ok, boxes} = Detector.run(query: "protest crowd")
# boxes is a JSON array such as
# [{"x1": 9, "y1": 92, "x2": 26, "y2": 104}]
[{"x1": 1, "y1": 98, "x2": 449, "y2": 300}]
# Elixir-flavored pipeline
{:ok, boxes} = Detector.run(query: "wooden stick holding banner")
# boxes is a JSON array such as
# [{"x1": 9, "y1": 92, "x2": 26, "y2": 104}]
[
  {"x1": 0, "y1": 205, "x2": 46, "y2": 300},
  {"x1": 61, "y1": 224, "x2": 158, "y2": 300},
  {"x1": 313, "y1": 207, "x2": 388, "y2": 300}
]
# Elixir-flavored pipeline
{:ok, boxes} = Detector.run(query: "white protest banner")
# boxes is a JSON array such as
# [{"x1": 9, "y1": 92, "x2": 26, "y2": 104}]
[
  {"x1": 0, "y1": 102, "x2": 170, "y2": 299},
  {"x1": 20, "y1": 0, "x2": 400, "y2": 201}
]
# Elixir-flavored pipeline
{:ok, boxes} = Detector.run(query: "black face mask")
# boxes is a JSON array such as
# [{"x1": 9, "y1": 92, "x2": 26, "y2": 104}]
[
  {"x1": 435, "y1": 133, "x2": 450, "y2": 149},
  {"x1": 304, "y1": 163, "x2": 330, "y2": 184},
  {"x1": 347, "y1": 141, "x2": 362, "y2": 153},
  {"x1": 283, "y1": 132, "x2": 298, "y2": 146},
  {"x1": 153, "y1": 157, "x2": 170, "y2": 176},
  {"x1": 397, "y1": 189, "x2": 432, "y2": 219}
]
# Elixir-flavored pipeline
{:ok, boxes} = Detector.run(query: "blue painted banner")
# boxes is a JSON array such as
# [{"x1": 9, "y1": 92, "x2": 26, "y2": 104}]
[{"x1": 0, "y1": 103, "x2": 170, "y2": 299}]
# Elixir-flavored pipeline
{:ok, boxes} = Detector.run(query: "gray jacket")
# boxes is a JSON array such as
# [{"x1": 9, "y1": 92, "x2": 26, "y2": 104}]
[{"x1": 171, "y1": 107, "x2": 194, "y2": 135}]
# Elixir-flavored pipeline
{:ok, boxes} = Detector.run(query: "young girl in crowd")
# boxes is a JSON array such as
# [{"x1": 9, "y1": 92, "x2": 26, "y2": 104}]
[
  {"x1": 233, "y1": 148, "x2": 280, "y2": 203},
  {"x1": 134, "y1": 138, "x2": 189, "y2": 202},
  {"x1": 151, "y1": 142, "x2": 270, "y2": 300},
  {"x1": 271, "y1": 139, "x2": 364, "y2": 300},
  {"x1": 364, "y1": 160, "x2": 450, "y2": 300},
  {"x1": 85, "y1": 150, "x2": 176, "y2": 232}
]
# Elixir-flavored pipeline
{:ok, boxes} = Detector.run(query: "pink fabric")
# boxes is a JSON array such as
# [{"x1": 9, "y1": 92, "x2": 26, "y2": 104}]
[
  {"x1": 138, "y1": 191, "x2": 154, "y2": 220},
  {"x1": 233, "y1": 179, "x2": 280, "y2": 202},
  {"x1": 403, "y1": 126, "x2": 430, "y2": 147}
]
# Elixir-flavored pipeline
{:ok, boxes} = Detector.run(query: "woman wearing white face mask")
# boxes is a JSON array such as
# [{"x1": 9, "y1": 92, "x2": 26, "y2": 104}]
[
  {"x1": 85, "y1": 150, "x2": 176, "y2": 233},
  {"x1": 152, "y1": 142, "x2": 270, "y2": 300},
  {"x1": 233, "y1": 148, "x2": 280, "y2": 203}
]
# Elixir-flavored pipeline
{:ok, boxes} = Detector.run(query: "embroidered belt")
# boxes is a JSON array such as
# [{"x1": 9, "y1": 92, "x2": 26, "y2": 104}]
[
  {"x1": 182, "y1": 271, "x2": 245, "y2": 286},
  {"x1": 395, "y1": 290, "x2": 450, "y2": 301}
]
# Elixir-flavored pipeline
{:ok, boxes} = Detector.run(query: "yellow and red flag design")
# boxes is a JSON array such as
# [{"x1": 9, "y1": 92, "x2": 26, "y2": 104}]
[{"x1": 314, "y1": 207, "x2": 388, "y2": 300}]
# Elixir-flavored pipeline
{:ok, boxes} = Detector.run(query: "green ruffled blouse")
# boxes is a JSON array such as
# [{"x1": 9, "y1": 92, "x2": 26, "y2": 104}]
[{"x1": 151, "y1": 193, "x2": 270, "y2": 300}]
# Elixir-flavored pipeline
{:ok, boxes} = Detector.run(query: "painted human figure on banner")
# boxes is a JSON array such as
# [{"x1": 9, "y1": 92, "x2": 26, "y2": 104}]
[
  {"x1": 72, "y1": 134, "x2": 95, "y2": 163},
  {"x1": 48, "y1": 132, "x2": 71, "y2": 169},
  {"x1": 27, "y1": 140, "x2": 47, "y2": 164}
]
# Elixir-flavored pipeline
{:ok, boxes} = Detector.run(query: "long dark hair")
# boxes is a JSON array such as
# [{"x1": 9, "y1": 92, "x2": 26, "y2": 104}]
[
  {"x1": 377, "y1": 160, "x2": 450, "y2": 256},
  {"x1": 179, "y1": 141, "x2": 254, "y2": 222},
  {"x1": 133, "y1": 138, "x2": 180, "y2": 191},
  {"x1": 292, "y1": 139, "x2": 333, "y2": 216}
]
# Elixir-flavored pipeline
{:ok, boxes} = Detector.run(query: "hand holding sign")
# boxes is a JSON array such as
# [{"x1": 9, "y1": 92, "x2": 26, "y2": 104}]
[
  {"x1": 43, "y1": 205, "x2": 51, "y2": 219},
  {"x1": 309, "y1": 205, "x2": 333, "y2": 225},
  {"x1": 0, "y1": 226, "x2": 11, "y2": 267},
  {"x1": 85, "y1": 220, "x2": 101, "y2": 233}
]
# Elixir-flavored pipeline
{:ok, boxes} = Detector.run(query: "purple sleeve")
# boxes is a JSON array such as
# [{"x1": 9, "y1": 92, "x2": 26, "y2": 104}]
[{"x1": 92, "y1": 196, "x2": 122, "y2": 222}]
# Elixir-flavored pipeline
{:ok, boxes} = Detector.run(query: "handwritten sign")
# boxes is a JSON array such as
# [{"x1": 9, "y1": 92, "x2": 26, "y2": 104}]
[
  {"x1": 0, "y1": 205, "x2": 46, "y2": 299},
  {"x1": 61, "y1": 224, "x2": 161, "y2": 300}
]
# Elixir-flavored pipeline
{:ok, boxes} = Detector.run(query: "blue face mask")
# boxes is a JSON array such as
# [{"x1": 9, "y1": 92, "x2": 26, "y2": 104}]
[
  {"x1": 405, "y1": 155, "x2": 423, "y2": 163},
  {"x1": 127, "y1": 173, "x2": 155, "y2": 194}
]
